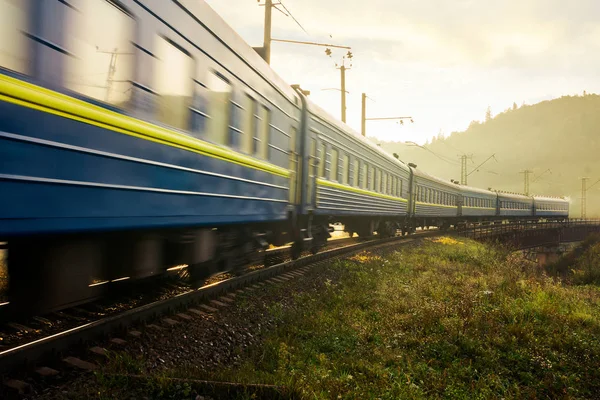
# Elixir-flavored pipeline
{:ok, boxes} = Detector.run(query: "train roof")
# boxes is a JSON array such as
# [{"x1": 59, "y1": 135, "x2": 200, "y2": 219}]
[
  {"x1": 532, "y1": 195, "x2": 568, "y2": 203},
  {"x1": 182, "y1": 0, "x2": 298, "y2": 101},
  {"x1": 495, "y1": 191, "x2": 532, "y2": 201},
  {"x1": 458, "y1": 184, "x2": 497, "y2": 197},
  {"x1": 304, "y1": 97, "x2": 411, "y2": 171},
  {"x1": 411, "y1": 166, "x2": 461, "y2": 191}
]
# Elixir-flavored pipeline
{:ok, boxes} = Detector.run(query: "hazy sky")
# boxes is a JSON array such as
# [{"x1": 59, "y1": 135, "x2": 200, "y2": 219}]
[{"x1": 204, "y1": 0, "x2": 600, "y2": 144}]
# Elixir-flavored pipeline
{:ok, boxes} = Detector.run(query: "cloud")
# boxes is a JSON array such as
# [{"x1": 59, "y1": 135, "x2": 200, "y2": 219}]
[{"x1": 203, "y1": 0, "x2": 600, "y2": 143}]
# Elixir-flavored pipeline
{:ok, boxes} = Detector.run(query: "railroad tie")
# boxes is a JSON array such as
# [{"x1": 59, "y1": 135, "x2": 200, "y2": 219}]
[
  {"x1": 110, "y1": 338, "x2": 127, "y2": 346},
  {"x1": 188, "y1": 308, "x2": 209, "y2": 317},
  {"x1": 128, "y1": 330, "x2": 142, "y2": 338},
  {"x1": 7, "y1": 322, "x2": 34, "y2": 333},
  {"x1": 162, "y1": 318, "x2": 179, "y2": 326},
  {"x1": 35, "y1": 367, "x2": 59, "y2": 377},
  {"x1": 146, "y1": 324, "x2": 164, "y2": 331},
  {"x1": 219, "y1": 296, "x2": 234, "y2": 303},
  {"x1": 63, "y1": 356, "x2": 97, "y2": 371},
  {"x1": 200, "y1": 304, "x2": 218, "y2": 313},
  {"x1": 4, "y1": 379, "x2": 31, "y2": 395},
  {"x1": 89, "y1": 346, "x2": 108, "y2": 357},
  {"x1": 176, "y1": 313, "x2": 193, "y2": 321},
  {"x1": 209, "y1": 299, "x2": 229, "y2": 308}
]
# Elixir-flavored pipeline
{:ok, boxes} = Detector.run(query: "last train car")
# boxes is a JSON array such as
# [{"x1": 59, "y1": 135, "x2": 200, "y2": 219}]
[
  {"x1": 0, "y1": 0, "x2": 301, "y2": 311},
  {"x1": 533, "y1": 196, "x2": 569, "y2": 219}
]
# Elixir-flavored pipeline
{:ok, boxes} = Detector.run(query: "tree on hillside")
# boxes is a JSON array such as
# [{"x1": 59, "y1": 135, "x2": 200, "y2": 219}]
[
  {"x1": 512, "y1": 102, "x2": 518, "y2": 111},
  {"x1": 468, "y1": 120, "x2": 481, "y2": 129},
  {"x1": 485, "y1": 106, "x2": 492, "y2": 122}
]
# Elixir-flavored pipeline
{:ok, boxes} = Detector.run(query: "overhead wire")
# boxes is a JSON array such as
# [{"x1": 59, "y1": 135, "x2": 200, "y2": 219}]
[{"x1": 278, "y1": 1, "x2": 309, "y2": 35}]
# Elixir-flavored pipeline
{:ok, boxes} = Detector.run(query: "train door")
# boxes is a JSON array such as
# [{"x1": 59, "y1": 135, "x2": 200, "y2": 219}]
[
  {"x1": 288, "y1": 126, "x2": 300, "y2": 205},
  {"x1": 306, "y1": 138, "x2": 317, "y2": 208}
]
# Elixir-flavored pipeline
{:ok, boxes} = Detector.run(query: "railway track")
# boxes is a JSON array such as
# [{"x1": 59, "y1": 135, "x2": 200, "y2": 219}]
[{"x1": 0, "y1": 233, "x2": 431, "y2": 385}]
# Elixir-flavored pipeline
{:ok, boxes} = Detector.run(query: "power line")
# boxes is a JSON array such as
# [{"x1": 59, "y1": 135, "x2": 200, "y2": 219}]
[
  {"x1": 278, "y1": 1, "x2": 309, "y2": 35},
  {"x1": 467, "y1": 154, "x2": 497, "y2": 177},
  {"x1": 404, "y1": 142, "x2": 460, "y2": 166}
]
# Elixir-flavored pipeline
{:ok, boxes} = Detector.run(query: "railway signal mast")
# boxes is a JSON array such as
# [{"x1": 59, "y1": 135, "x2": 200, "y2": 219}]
[
  {"x1": 520, "y1": 169, "x2": 533, "y2": 196},
  {"x1": 579, "y1": 177, "x2": 600, "y2": 219},
  {"x1": 458, "y1": 154, "x2": 473, "y2": 185}
]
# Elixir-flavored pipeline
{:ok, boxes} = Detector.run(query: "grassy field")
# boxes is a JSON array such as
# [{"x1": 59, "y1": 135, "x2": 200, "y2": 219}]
[
  {"x1": 188, "y1": 237, "x2": 600, "y2": 399},
  {"x1": 83, "y1": 237, "x2": 600, "y2": 399}
]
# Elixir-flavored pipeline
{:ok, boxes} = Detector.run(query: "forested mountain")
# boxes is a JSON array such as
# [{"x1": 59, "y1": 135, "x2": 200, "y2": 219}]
[{"x1": 379, "y1": 93, "x2": 600, "y2": 217}]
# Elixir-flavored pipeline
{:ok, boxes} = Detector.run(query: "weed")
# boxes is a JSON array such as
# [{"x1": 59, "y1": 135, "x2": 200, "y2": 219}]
[{"x1": 190, "y1": 237, "x2": 600, "y2": 399}]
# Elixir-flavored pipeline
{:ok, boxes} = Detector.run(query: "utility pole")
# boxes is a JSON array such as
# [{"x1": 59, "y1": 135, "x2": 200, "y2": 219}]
[
  {"x1": 263, "y1": 0, "x2": 273, "y2": 64},
  {"x1": 361, "y1": 92, "x2": 412, "y2": 137},
  {"x1": 520, "y1": 169, "x2": 533, "y2": 195},
  {"x1": 459, "y1": 154, "x2": 473, "y2": 185},
  {"x1": 338, "y1": 63, "x2": 347, "y2": 123},
  {"x1": 361, "y1": 93, "x2": 366, "y2": 136},
  {"x1": 581, "y1": 177, "x2": 589, "y2": 219}
]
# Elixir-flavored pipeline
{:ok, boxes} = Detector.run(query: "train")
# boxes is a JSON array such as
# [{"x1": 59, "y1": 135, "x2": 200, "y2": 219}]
[{"x1": 0, "y1": 0, "x2": 568, "y2": 312}]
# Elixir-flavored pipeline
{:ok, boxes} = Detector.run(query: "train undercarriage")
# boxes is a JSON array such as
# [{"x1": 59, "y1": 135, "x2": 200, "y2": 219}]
[{"x1": 0, "y1": 214, "x2": 569, "y2": 316}]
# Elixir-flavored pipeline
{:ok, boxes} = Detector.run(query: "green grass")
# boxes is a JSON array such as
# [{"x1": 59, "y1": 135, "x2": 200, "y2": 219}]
[
  {"x1": 195, "y1": 237, "x2": 600, "y2": 399},
  {"x1": 546, "y1": 234, "x2": 600, "y2": 285}
]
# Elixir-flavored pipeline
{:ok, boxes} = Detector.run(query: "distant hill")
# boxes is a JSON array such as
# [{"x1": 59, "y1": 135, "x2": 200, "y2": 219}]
[{"x1": 379, "y1": 93, "x2": 600, "y2": 217}]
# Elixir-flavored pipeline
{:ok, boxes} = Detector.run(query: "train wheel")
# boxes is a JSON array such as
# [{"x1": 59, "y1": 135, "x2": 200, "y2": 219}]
[{"x1": 291, "y1": 241, "x2": 303, "y2": 260}]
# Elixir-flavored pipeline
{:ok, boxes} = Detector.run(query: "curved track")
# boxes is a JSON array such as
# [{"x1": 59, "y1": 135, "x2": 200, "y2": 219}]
[{"x1": 0, "y1": 233, "x2": 431, "y2": 375}]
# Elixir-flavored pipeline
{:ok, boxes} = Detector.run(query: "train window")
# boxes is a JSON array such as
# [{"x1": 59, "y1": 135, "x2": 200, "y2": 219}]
[
  {"x1": 319, "y1": 143, "x2": 327, "y2": 178},
  {"x1": 256, "y1": 106, "x2": 270, "y2": 159},
  {"x1": 342, "y1": 154, "x2": 350, "y2": 184},
  {"x1": 330, "y1": 147, "x2": 339, "y2": 181},
  {"x1": 353, "y1": 159, "x2": 359, "y2": 187},
  {"x1": 65, "y1": 0, "x2": 135, "y2": 108},
  {"x1": 398, "y1": 179, "x2": 403, "y2": 197},
  {"x1": 391, "y1": 176, "x2": 395, "y2": 196},
  {"x1": 384, "y1": 173, "x2": 388, "y2": 194},
  {"x1": 0, "y1": 0, "x2": 30, "y2": 74},
  {"x1": 205, "y1": 72, "x2": 232, "y2": 144},
  {"x1": 243, "y1": 95, "x2": 257, "y2": 154},
  {"x1": 229, "y1": 99, "x2": 246, "y2": 149},
  {"x1": 369, "y1": 166, "x2": 375, "y2": 190},
  {"x1": 375, "y1": 169, "x2": 380, "y2": 192},
  {"x1": 361, "y1": 162, "x2": 367, "y2": 188},
  {"x1": 154, "y1": 38, "x2": 193, "y2": 130}
]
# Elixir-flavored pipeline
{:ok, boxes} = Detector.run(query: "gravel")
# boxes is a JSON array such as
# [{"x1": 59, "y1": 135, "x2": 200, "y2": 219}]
[{"x1": 11, "y1": 238, "x2": 418, "y2": 399}]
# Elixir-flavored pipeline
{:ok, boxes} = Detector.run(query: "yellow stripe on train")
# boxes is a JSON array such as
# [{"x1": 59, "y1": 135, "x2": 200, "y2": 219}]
[
  {"x1": 317, "y1": 179, "x2": 408, "y2": 203},
  {"x1": 0, "y1": 74, "x2": 290, "y2": 178}
]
